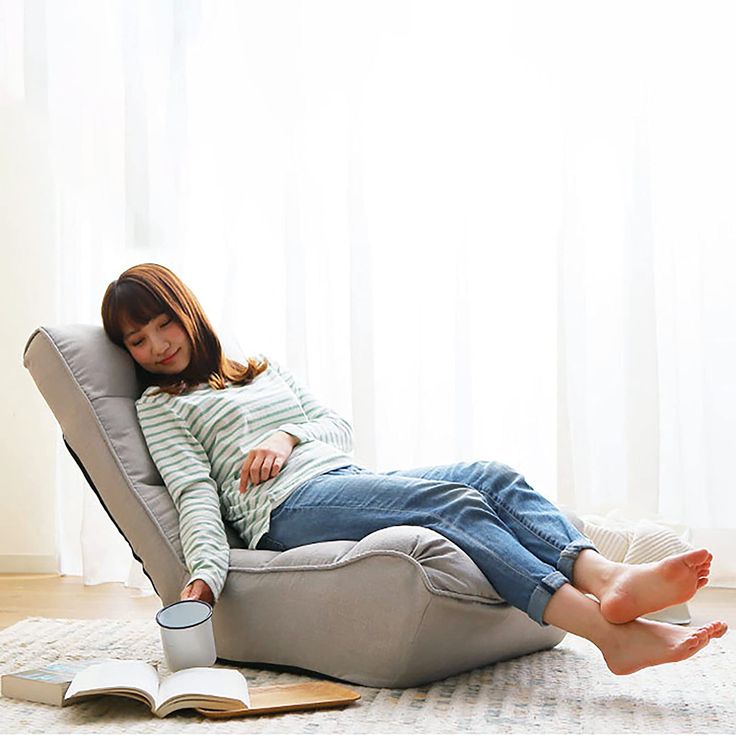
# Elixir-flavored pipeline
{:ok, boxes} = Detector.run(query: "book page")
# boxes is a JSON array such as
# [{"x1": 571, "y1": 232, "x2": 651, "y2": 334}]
[
  {"x1": 155, "y1": 667, "x2": 250, "y2": 712},
  {"x1": 65, "y1": 661, "x2": 160, "y2": 708}
]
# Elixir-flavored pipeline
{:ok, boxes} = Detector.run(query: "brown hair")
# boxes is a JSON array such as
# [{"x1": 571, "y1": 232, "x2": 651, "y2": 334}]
[{"x1": 101, "y1": 263, "x2": 268, "y2": 396}]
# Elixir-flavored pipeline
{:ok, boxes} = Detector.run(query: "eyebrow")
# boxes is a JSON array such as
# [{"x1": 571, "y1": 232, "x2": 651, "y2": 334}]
[{"x1": 123, "y1": 315, "x2": 167, "y2": 339}]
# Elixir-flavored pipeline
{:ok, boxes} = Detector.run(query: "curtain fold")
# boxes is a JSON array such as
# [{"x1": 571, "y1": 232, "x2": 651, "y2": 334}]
[{"x1": 7, "y1": 0, "x2": 734, "y2": 590}]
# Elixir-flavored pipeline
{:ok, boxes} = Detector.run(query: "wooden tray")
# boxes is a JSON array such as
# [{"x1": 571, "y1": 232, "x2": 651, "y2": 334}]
[{"x1": 196, "y1": 681, "x2": 361, "y2": 718}]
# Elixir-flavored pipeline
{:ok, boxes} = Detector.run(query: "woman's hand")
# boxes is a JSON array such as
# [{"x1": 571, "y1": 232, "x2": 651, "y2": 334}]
[
  {"x1": 240, "y1": 431, "x2": 299, "y2": 493},
  {"x1": 180, "y1": 578, "x2": 215, "y2": 606}
]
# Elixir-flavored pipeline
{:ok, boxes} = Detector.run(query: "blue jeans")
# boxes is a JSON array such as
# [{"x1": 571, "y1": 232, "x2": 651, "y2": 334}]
[{"x1": 256, "y1": 460, "x2": 598, "y2": 625}]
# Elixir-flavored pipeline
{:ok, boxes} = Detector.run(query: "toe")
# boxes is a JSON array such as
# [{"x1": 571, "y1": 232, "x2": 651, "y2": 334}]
[
  {"x1": 703, "y1": 622, "x2": 726, "y2": 639},
  {"x1": 686, "y1": 631, "x2": 708, "y2": 651},
  {"x1": 713, "y1": 622, "x2": 728, "y2": 638},
  {"x1": 687, "y1": 549, "x2": 711, "y2": 566}
]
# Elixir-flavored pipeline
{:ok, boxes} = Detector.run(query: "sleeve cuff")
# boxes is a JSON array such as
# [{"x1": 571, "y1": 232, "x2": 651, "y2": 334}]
[
  {"x1": 277, "y1": 423, "x2": 310, "y2": 444},
  {"x1": 186, "y1": 570, "x2": 226, "y2": 603}
]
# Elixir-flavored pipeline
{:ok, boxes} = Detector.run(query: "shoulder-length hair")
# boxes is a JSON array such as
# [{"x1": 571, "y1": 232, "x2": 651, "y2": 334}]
[{"x1": 101, "y1": 263, "x2": 268, "y2": 396}]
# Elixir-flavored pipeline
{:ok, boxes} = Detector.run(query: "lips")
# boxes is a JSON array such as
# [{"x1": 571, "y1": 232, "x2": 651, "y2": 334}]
[{"x1": 159, "y1": 349, "x2": 179, "y2": 365}]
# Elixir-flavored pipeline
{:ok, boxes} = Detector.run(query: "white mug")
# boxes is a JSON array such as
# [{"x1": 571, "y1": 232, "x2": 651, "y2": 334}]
[{"x1": 156, "y1": 600, "x2": 217, "y2": 672}]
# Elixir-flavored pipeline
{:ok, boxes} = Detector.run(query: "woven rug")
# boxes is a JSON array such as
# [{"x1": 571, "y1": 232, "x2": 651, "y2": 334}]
[{"x1": 0, "y1": 617, "x2": 733, "y2": 733}]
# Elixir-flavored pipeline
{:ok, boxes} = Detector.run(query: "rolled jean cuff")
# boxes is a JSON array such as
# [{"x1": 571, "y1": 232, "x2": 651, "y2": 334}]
[
  {"x1": 556, "y1": 537, "x2": 599, "y2": 581},
  {"x1": 527, "y1": 570, "x2": 570, "y2": 626}
]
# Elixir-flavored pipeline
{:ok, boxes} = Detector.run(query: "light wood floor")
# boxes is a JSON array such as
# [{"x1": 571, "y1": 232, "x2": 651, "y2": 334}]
[
  {"x1": 0, "y1": 574, "x2": 734, "y2": 631},
  {"x1": 0, "y1": 575, "x2": 162, "y2": 631}
]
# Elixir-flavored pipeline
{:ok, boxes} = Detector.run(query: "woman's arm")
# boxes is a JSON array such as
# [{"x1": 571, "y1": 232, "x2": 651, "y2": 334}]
[
  {"x1": 269, "y1": 360, "x2": 353, "y2": 453},
  {"x1": 136, "y1": 397, "x2": 229, "y2": 603}
]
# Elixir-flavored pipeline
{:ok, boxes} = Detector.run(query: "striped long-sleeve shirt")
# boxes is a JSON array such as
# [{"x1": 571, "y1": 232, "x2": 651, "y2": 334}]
[{"x1": 135, "y1": 358, "x2": 355, "y2": 601}]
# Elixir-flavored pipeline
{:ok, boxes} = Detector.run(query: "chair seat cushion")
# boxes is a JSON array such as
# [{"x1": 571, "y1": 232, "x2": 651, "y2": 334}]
[{"x1": 24, "y1": 325, "x2": 565, "y2": 687}]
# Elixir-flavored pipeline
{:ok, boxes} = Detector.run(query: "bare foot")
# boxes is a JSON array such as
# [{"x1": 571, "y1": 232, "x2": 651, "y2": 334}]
[
  {"x1": 599, "y1": 548, "x2": 712, "y2": 624},
  {"x1": 601, "y1": 618, "x2": 728, "y2": 676}
]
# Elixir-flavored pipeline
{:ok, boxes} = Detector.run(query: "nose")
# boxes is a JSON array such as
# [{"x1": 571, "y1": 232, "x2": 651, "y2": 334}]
[{"x1": 151, "y1": 334, "x2": 171, "y2": 357}]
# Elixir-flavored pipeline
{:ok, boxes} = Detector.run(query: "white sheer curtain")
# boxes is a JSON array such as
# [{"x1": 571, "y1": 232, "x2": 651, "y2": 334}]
[
  {"x1": 554, "y1": 3, "x2": 736, "y2": 585},
  {"x1": 7, "y1": 0, "x2": 735, "y2": 590}
]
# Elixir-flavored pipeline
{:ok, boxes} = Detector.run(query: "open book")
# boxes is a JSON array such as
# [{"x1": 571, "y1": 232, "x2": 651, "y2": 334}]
[{"x1": 64, "y1": 660, "x2": 249, "y2": 718}]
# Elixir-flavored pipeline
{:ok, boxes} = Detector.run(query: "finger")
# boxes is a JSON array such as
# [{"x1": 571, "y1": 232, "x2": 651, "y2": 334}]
[
  {"x1": 250, "y1": 455, "x2": 264, "y2": 486},
  {"x1": 260, "y1": 455, "x2": 274, "y2": 481},
  {"x1": 240, "y1": 456, "x2": 254, "y2": 493},
  {"x1": 270, "y1": 457, "x2": 283, "y2": 479}
]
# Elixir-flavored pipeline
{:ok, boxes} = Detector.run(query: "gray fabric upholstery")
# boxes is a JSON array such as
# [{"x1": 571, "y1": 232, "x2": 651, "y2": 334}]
[{"x1": 23, "y1": 325, "x2": 567, "y2": 687}]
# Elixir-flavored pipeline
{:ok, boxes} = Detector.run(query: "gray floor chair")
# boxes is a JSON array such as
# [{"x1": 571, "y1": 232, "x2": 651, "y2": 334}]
[{"x1": 23, "y1": 324, "x2": 568, "y2": 687}]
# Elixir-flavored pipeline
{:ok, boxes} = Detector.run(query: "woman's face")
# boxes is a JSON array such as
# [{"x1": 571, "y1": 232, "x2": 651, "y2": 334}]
[{"x1": 122, "y1": 313, "x2": 192, "y2": 375}]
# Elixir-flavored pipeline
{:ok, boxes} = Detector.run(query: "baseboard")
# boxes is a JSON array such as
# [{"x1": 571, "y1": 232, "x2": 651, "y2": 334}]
[{"x1": 0, "y1": 554, "x2": 59, "y2": 574}]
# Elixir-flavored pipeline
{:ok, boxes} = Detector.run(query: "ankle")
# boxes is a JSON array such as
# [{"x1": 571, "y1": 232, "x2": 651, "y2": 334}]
[
  {"x1": 543, "y1": 582, "x2": 615, "y2": 650},
  {"x1": 572, "y1": 549, "x2": 620, "y2": 599}
]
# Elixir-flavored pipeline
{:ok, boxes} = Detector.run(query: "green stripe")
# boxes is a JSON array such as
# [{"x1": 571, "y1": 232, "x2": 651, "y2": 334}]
[
  {"x1": 248, "y1": 408, "x2": 304, "y2": 434},
  {"x1": 198, "y1": 410, "x2": 246, "y2": 448},
  {"x1": 185, "y1": 399, "x2": 234, "y2": 438}
]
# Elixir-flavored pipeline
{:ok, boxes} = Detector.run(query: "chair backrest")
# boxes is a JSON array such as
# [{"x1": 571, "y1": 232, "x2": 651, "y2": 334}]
[{"x1": 22, "y1": 325, "x2": 243, "y2": 602}]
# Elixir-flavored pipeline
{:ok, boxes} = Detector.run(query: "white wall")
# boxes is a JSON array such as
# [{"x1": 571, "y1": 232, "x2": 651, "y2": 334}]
[{"x1": 0, "y1": 102, "x2": 58, "y2": 573}]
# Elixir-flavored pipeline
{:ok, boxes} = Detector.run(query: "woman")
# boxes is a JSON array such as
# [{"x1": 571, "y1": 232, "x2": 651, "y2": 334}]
[{"x1": 101, "y1": 263, "x2": 727, "y2": 676}]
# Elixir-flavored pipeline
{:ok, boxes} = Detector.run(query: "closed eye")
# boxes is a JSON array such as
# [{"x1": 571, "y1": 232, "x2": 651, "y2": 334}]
[{"x1": 128, "y1": 317, "x2": 172, "y2": 347}]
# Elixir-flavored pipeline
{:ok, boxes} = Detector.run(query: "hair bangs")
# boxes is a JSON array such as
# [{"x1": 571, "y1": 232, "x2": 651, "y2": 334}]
[{"x1": 107, "y1": 280, "x2": 170, "y2": 344}]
